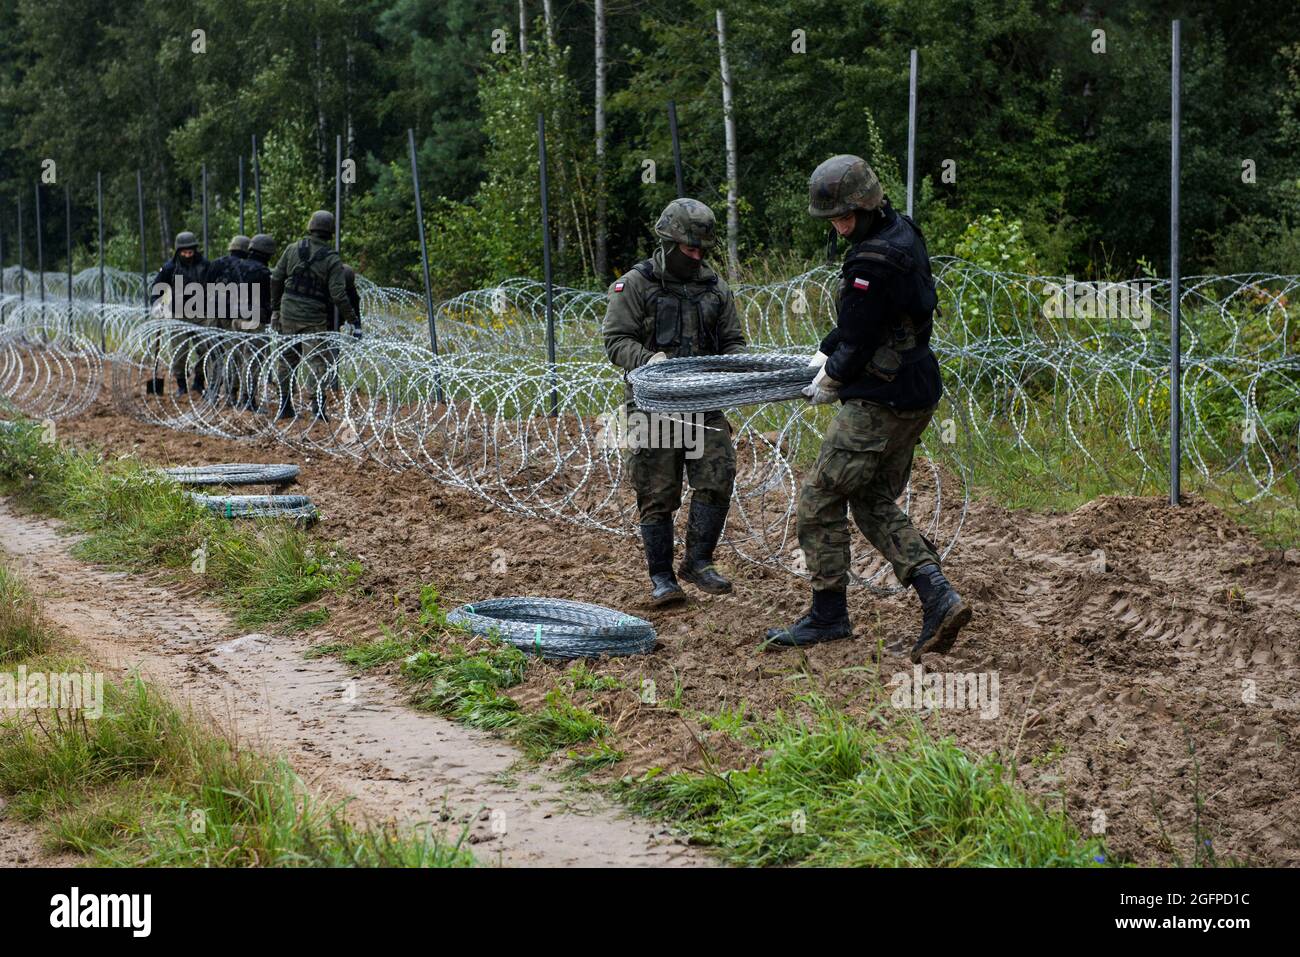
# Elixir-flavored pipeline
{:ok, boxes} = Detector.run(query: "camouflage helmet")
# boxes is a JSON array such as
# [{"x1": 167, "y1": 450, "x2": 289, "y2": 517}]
[
  {"x1": 807, "y1": 155, "x2": 883, "y2": 219},
  {"x1": 307, "y1": 210, "x2": 335, "y2": 237},
  {"x1": 174, "y1": 230, "x2": 199, "y2": 250},
  {"x1": 654, "y1": 198, "x2": 716, "y2": 250},
  {"x1": 228, "y1": 234, "x2": 251, "y2": 254},
  {"x1": 249, "y1": 234, "x2": 276, "y2": 257}
]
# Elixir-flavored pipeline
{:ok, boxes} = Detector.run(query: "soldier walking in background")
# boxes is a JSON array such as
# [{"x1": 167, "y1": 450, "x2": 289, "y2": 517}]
[
  {"x1": 269, "y1": 211, "x2": 356, "y2": 422},
  {"x1": 232, "y1": 233, "x2": 275, "y2": 411},
  {"x1": 206, "y1": 234, "x2": 252, "y2": 404},
  {"x1": 602, "y1": 198, "x2": 747, "y2": 606},
  {"x1": 766, "y1": 155, "x2": 972, "y2": 661},
  {"x1": 151, "y1": 230, "x2": 209, "y2": 396}
]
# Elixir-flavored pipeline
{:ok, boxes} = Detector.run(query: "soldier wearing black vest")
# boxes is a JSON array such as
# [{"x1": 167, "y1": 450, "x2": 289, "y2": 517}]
[
  {"x1": 766, "y1": 155, "x2": 972, "y2": 661},
  {"x1": 603, "y1": 198, "x2": 747, "y2": 606},
  {"x1": 151, "y1": 230, "x2": 209, "y2": 395}
]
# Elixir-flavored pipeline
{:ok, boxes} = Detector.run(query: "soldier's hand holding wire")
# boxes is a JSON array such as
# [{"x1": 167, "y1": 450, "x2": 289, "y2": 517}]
[
  {"x1": 808, "y1": 350, "x2": 828, "y2": 369},
  {"x1": 646, "y1": 351, "x2": 668, "y2": 365},
  {"x1": 801, "y1": 366, "x2": 840, "y2": 404}
]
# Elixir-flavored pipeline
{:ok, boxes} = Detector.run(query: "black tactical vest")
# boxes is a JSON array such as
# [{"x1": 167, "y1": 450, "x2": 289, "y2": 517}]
[
  {"x1": 837, "y1": 211, "x2": 939, "y2": 361},
  {"x1": 632, "y1": 259, "x2": 727, "y2": 358}
]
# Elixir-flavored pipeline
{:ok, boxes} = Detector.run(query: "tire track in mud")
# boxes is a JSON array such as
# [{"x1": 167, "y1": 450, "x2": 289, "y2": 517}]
[{"x1": 0, "y1": 500, "x2": 708, "y2": 868}]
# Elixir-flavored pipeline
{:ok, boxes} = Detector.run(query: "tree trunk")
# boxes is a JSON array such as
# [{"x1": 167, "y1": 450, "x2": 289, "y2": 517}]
[
  {"x1": 716, "y1": 8, "x2": 740, "y2": 283},
  {"x1": 594, "y1": 0, "x2": 607, "y2": 281}
]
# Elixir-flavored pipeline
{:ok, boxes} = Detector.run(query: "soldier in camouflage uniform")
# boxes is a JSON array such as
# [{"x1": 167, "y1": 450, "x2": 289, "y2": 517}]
[
  {"x1": 205, "y1": 234, "x2": 252, "y2": 402},
  {"x1": 269, "y1": 210, "x2": 356, "y2": 421},
  {"x1": 151, "y1": 230, "x2": 209, "y2": 395},
  {"x1": 231, "y1": 233, "x2": 275, "y2": 411},
  {"x1": 766, "y1": 155, "x2": 972, "y2": 662},
  {"x1": 603, "y1": 198, "x2": 747, "y2": 605}
]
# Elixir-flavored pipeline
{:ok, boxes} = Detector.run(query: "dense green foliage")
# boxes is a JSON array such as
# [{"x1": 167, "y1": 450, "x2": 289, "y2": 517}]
[{"x1": 2, "y1": 0, "x2": 1299, "y2": 295}]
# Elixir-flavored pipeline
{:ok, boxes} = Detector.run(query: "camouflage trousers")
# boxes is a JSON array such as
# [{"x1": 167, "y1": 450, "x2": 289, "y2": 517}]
[
  {"x1": 797, "y1": 399, "x2": 940, "y2": 591},
  {"x1": 275, "y1": 317, "x2": 330, "y2": 399},
  {"x1": 167, "y1": 319, "x2": 220, "y2": 385},
  {"x1": 625, "y1": 408, "x2": 735, "y2": 526}
]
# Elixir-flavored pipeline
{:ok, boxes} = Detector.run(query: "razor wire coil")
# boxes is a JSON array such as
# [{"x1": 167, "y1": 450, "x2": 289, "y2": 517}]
[
  {"x1": 188, "y1": 493, "x2": 318, "y2": 521},
  {"x1": 163, "y1": 463, "x2": 300, "y2": 486},
  {"x1": 628, "y1": 353, "x2": 816, "y2": 412},
  {"x1": 446, "y1": 596, "x2": 656, "y2": 659}
]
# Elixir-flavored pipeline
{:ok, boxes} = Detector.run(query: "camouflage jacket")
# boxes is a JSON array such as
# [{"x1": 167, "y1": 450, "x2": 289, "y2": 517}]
[
  {"x1": 270, "y1": 236, "x2": 356, "y2": 328},
  {"x1": 602, "y1": 247, "x2": 745, "y2": 398}
]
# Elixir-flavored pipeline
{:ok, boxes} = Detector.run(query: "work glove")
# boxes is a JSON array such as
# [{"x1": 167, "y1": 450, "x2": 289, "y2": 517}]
[
  {"x1": 646, "y1": 351, "x2": 668, "y2": 365},
  {"x1": 801, "y1": 367, "x2": 841, "y2": 405},
  {"x1": 808, "y1": 350, "x2": 829, "y2": 369},
  {"x1": 349, "y1": 323, "x2": 362, "y2": 340}
]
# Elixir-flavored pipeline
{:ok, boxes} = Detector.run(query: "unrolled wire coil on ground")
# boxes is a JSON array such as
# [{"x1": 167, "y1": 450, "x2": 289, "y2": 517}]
[
  {"x1": 628, "y1": 353, "x2": 815, "y2": 412},
  {"x1": 446, "y1": 597, "x2": 656, "y2": 659},
  {"x1": 188, "y1": 493, "x2": 318, "y2": 522},
  {"x1": 163, "y1": 463, "x2": 301, "y2": 487}
]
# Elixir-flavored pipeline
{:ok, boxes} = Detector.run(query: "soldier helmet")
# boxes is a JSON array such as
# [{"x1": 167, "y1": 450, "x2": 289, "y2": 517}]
[
  {"x1": 174, "y1": 230, "x2": 199, "y2": 251},
  {"x1": 807, "y1": 155, "x2": 883, "y2": 219},
  {"x1": 307, "y1": 210, "x2": 335, "y2": 237},
  {"x1": 227, "y1": 234, "x2": 251, "y2": 254},
  {"x1": 653, "y1": 198, "x2": 716, "y2": 250},
  {"x1": 249, "y1": 234, "x2": 276, "y2": 257}
]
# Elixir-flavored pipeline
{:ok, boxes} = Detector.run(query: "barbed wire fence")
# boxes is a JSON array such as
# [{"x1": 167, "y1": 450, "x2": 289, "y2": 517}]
[{"x1": 2, "y1": 258, "x2": 1297, "y2": 589}]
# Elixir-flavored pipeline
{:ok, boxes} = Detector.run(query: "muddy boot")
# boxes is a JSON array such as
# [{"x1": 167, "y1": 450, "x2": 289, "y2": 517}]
[
  {"x1": 190, "y1": 370, "x2": 205, "y2": 394},
  {"x1": 276, "y1": 395, "x2": 295, "y2": 422},
  {"x1": 677, "y1": 500, "x2": 733, "y2": 594},
  {"x1": 909, "y1": 563, "x2": 972, "y2": 663},
  {"x1": 765, "y1": 589, "x2": 853, "y2": 647},
  {"x1": 174, "y1": 376, "x2": 187, "y2": 396},
  {"x1": 640, "y1": 522, "x2": 685, "y2": 606}
]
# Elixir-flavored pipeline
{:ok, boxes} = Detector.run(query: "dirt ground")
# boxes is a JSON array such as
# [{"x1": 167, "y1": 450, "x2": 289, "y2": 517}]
[{"x1": 46, "y1": 395, "x2": 1300, "y2": 866}]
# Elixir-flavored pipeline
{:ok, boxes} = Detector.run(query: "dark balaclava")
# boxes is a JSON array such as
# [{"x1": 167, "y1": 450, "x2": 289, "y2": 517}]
[{"x1": 663, "y1": 241, "x2": 702, "y2": 281}]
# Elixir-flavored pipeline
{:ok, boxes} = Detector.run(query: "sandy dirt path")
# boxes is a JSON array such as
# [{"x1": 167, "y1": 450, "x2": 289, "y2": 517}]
[{"x1": 0, "y1": 499, "x2": 708, "y2": 867}]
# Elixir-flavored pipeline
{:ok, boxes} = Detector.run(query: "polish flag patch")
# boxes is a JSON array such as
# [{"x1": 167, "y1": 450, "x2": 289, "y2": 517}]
[
  {"x1": 613, "y1": 281, "x2": 625, "y2": 293},
  {"x1": 852, "y1": 277, "x2": 871, "y2": 292}
]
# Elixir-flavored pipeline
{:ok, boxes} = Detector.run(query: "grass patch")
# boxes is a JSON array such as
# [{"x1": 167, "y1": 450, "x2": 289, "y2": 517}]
[
  {"x1": 0, "y1": 558, "x2": 473, "y2": 868},
  {"x1": 616, "y1": 698, "x2": 1108, "y2": 868},
  {"x1": 512, "y1": 688, "x2": 608, "y2": 761},
  {"x1": 0, "y1": 420, "x2": 358, "y2": 628},
  {"x1": 0, "y1": 559, "x2": 56, "y2": 662}
]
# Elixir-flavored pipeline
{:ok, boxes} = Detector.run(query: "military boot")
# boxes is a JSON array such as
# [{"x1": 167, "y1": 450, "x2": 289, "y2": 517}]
[
  {"x1": 677, "y1": 500, "x2": 732, "y2": 594},
  {"x1": 174, "y1": 376, "x2": 188, "y2": 396},
  {"x1": 276, "y1": 395, "x2": 295, "y2": 421},
  {"x1": 765, "y1": 589, "x2": 853, "y2": 647},
  {"x1": 640, "y1": 522, "x2": 685, "y2": 606},
  {"x1": 190, "y1": 370, "x2": 206, "y2": 394},
  {"x1": 908, "y1": 563, "x2": 972, "y2": 663}
]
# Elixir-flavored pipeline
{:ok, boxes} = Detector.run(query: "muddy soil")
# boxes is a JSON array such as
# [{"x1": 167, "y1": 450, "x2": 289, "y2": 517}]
[
  {"x1": 47, "y1": 396, "x2": 1300, "y2": 865},
  {"x1": 0, "y1": 499, "x2": 706, "y2": 867}
]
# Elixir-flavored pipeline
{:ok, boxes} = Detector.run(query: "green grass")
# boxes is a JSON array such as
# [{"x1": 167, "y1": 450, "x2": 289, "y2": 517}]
[
  {"x1": 616, "y1": 698, "x2": 1109, "y2": 868},
  {"x1": 0, "y1": 560, "x2": 473, "y2": 867},
  {"x1": 0, "y1": 558, "x2": 55, "y2": 662},
  {"x1": 0, "y1": 420, "x2": 358, "y2": 627},
  {"x1": 512, "y1": 687, "x2": 608, "y2": 761}
]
